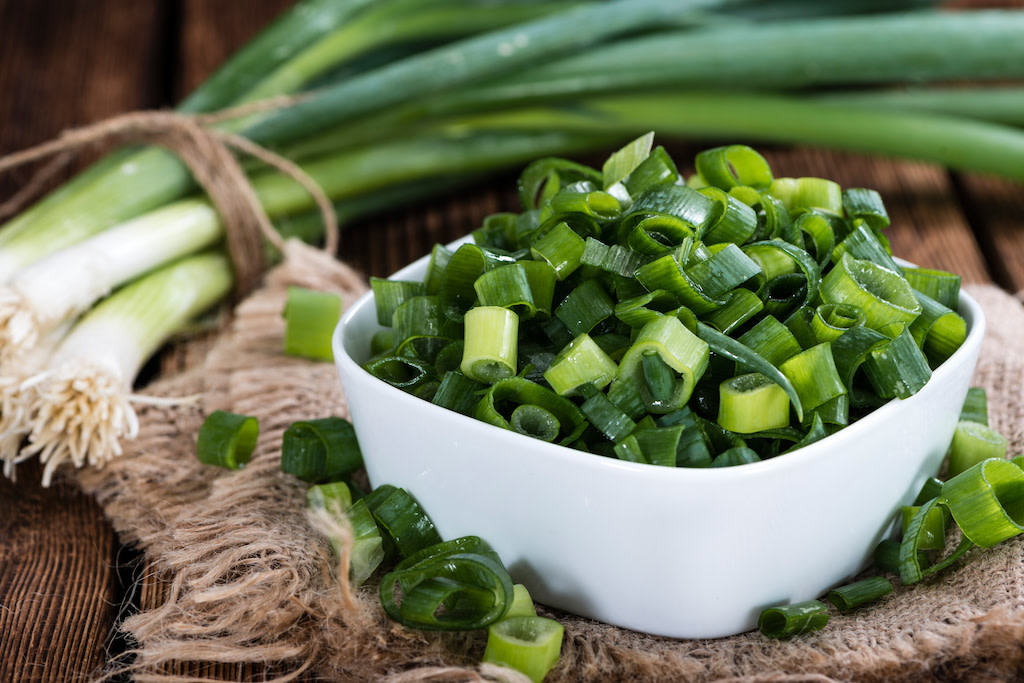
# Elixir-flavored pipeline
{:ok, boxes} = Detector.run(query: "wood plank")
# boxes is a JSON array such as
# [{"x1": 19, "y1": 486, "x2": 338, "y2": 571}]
[
  {"x1": 0, "y1": 1, "x2": 169, "y2": 681},
  {"x1": 951, "y1": 174, "x2": 1024, "y2": 294}
]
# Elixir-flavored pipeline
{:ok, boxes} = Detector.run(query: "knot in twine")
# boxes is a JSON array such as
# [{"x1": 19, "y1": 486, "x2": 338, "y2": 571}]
[{"x1": 0, "y1": 98, "x2": 338, "y2": 299}]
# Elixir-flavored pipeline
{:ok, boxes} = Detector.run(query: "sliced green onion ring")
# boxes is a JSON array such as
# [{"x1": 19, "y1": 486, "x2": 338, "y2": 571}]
[{"x1": 196, "y1": 409, "x2": 259, "y2": 470}]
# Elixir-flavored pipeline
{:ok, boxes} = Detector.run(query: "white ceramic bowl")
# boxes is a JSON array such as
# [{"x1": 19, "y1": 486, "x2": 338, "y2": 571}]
[{"x1": 334, "y1": 245, "x2": 985, "y2": 639}]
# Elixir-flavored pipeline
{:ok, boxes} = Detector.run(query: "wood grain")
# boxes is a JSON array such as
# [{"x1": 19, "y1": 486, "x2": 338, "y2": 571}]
[{"x1": 0, "y1": 2, "x2": 167, "y2": 681}]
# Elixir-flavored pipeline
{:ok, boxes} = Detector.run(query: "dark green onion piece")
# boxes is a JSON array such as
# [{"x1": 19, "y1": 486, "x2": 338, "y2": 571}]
[
  {"x1": 811, "y1": 302, "x2": 864, "y2": 343},
  {"x1": 656, "y1": 407, "x2": 712, "y2": 467},
  {"x1": 440, "y1": 243, "x2": 516, "y2": 322},
  {"x1": 622, "y1": 145, "x2": 680, "y2": 197},
  {"x1": 474, "y1": 264, "x2": 537, "y2": 320},
  {"x1": 379, "y1": 535, "x2": 513, "y2": 632},
  {"x1": 196, "y1": 409, "x2": 259, "y2": 470},
  {"x1": 832, "y1": 222, "x2": 900, "y2": 274},
  {"x1": 842, "y1": 187, "x2": 890, "y2": 231},
  {"x1": 909, "y1": 290, "x2": 967, "y2": 367},
  {"x1": 365, "y1": 355, "x2": 434, "y2": 391},
  {"x1": 530, "y1": 221, "x2": 586, "y2": 280},
  {"x1": 579, "y1": 388, "x2": 636, "y2": 443},
  {"x1": 280, "y1": 416, "x2": 363, "y2": 483},
  {"x1": 307, "y1": 482, "x2": 384, "y2": 587},
  {"x1": 544, "y1": 188, "x2": 622, "y2": 223},
  {"x1": 627, "y1": 184, "x2": 720, "y2": 233},
  {"x1": 518, "y1": 157, "x2": 601, "y2": 212},
  {"x1": 392, "y1": 295, "x2": 459, "y2": 362},
  {"x1": 424, "y1": 244, "x2": 455, "y2": 296},
  {"x1": 697, "y1": 187, "x2": 758, "y2": 245},
  {"x1": 710, "y1": 445, "x2": 761, "y2": 468},
  {"x1": 554, "y1": 279, "x2": 615, "y2": 337},
  {"x1": 758, "y1": 600, "x2": 830, "y2": 639},
  {"x1": 635, "y1": 254, "x2": 724, "y2": 315},
  {"x1": 623, "y1": 214, "x2": 694, "y2": 256},
  {"x1": 826, "y1": 576, "x2": 893, "y2": 612},
  {"x1": 903, "y1": 266, "x2": 961, "y2": 311},
  {"x1": 940, "y1": 456, "x2": 1024, "y2": 549},
  {"x1": 283, "y1": 285, "x2": 342, "y2": 362},
  {"x1": 899, "y1": 497, "x2": 975, "y2": 585},
  {"x1": 581, "y1": 237, "x2": 649, "y2": 278},
  {"x1": 614, "y1": 424, "x2": 682, "y2": 467},
  {"x1": 371, "y1": 278, "x2": 425, "y2": 326},
  {"x1": 483, "y1": 616, "x2": 564, "y2": 683},
  {"x1": 901, "y1": 504, "x2": 946, "y2": 551},
  {"x1": 863, "y1": 323, "x2": 932, "y2": 400},
  {"x1": 432, "y1": 371, "x2": 485, "y2": 416},
  {"x1": 365, "y1": 485, "x2": 443, "y2": 560},
  {"x1": 475, "y1": 377, "x2": 586, "y2": 445}
]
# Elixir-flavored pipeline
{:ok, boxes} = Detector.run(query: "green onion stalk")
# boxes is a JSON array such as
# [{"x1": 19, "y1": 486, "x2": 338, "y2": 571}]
[{"x1": 0, "y1": 0, "x2": 585, "y2": 282}]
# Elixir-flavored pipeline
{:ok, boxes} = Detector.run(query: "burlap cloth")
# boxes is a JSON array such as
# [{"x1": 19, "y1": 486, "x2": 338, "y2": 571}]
[{"x1": 75, "y1": 243, "x2": 1024, "y2": 683}]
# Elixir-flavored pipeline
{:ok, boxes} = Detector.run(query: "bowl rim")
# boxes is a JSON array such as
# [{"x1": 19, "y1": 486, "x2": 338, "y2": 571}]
[{"x1": 335, "y1": 238, "x2": 986, "y2": 482}]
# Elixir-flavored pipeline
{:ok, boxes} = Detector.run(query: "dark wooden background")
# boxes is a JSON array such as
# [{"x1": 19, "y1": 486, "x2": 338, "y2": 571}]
[{"x1": 1, "y1": 1, "x2": 1023, "y2": 680}]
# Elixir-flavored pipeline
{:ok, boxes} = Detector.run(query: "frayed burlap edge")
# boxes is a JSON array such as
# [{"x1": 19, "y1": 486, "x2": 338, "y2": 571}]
[{"x1": 75, "y1": 258, "x2": 1024, "y2": 682}]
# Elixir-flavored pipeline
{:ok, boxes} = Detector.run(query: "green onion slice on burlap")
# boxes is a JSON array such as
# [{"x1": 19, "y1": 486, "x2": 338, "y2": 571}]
[
  {"x1": 483, "y1": 615, "x2": 565, "y2": 683},
  {"x1": 196, "y1": 409, "x2": 259, "y2": 470},
  {"x1": 826, "y1": 576, "x2": 893, "y2": 612},
  {"x1": 757, "y1": 599, "x2": 830, "y2": 639}
]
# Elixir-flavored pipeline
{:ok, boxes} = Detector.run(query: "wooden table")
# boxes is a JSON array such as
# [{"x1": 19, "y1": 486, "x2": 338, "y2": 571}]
[{"x1": 1, "y1": 1, "x2": 1022, "y2": 680}]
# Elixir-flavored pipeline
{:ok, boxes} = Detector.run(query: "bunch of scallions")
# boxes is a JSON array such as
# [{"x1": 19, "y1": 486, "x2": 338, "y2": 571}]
[{"x1": 3, "y1": 0, "x2": 1024, "y2": 485}]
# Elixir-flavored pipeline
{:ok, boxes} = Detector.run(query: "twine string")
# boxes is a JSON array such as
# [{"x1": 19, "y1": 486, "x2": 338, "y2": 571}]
[{"x1": 0, "y1": 98, "x2": 337, "y2": 299}]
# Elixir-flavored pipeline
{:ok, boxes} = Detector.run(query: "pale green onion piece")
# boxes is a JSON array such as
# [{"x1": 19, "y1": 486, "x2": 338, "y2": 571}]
[
  {"x1": 947, "y1": 421, "x2": 1009, "y2": 479},
  {"x1": 307, "y1": 481, "x2": 384, "y2": 587},
  {"x1": 717, "y1": 373, "x2": 791, "y2": 434},
  {"x1": 696, "y1": 144, "x2": 773, "y2": 191},
  {"x1": 775, "y1": 176, "x2": 843, "y2": 216},
  {"x1": 627, "y1": 184, "x2": 720, "y2": 233},
  {"x1": 940, "y1": 458, "x2": 1024, "y2": 549},
  {"x1": 280, "y1": 416, "x2": 363, "y2": 483},
  {"x1": 826, "y1": 576, "x2": 893, "y2": 612},
  {"x1": 602, "y1": 131, "x2": 655, "y2": 189},
  {"x1": 622, "y1": 214, "x2": 695, "y2": 256},
  {"x1": 617, "y1": 315, "x2": 709, "y2": 414},
  {"x1": 819, "y1": 253, "x2": 921, "y2": 331},
  {"x1": 462, "y1": 306, "x2": 519, "y2": 383},
  {"x1": 283, "y1": 286, "x2": 342, "y2": 362},
  {"x1": 196, "y1": 410, "x2": 259, "y2": 470},
  {"x1": 511, "y1": 404, "x2": 561, "y2": 442},
  {"x1": 779, "y1": 343, "x2": 846, "y2": 414},
  {"x1": 530, "y1": 221, "x2": 586, "y2": 280},
  {"x1": 960, "y1": 387, "x2": 989, "y2": 426},
  {"x1": 543, "y1": 333, "x2": 618, "y2": 396},
  {"x1": 758, "y1": 600, "x2": 829, "y2": 639},
  {"x1": 737, "y1": 315, "x2": 802, "y2": 368},
  {"x1": 697, "y1": 187, "x2": 758, "y2": 245},
  {"x1": 901, "y1": 504, "x2": 946, "y2": 551},
  {"x1": 506, "y1": 584, "x2": 539, "y2": 619},
  {"x1": 365, "y1": 355, "x2": 434, "y2": 391},
  {"x1": 371, "y1": 278, "x2": 424, "y2": 326},
  {"x1": 685, "y1": 243, "x2": 761, "y2": 300},
  {"x1": 474, "y1": 264, "x2": 537, "y2": 320},
  {"x1": 842, "y1": 187, "x2": 890, "y2": 231},
  {"x1": 909, "y1": 290, "x2": 967, "y2": 367},
  {"x1": 811, "y1": 302, "x2": 865, "y2": 343},
  {"x1": 483, "y1": 616, "x2": 564, "y2": 683},
  {"x1": 903, "y1": 266, "x2": 962, "y2": 311},
  {"x1": 795, "y1": 211, "x2": 836, "y2": 267},
  {"x1": 832, "y1": 222, "x2": 900, "y2": 274},
  {"x1": 614, "y1": 289, "x2": 678, "y2": 329}
]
